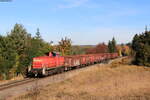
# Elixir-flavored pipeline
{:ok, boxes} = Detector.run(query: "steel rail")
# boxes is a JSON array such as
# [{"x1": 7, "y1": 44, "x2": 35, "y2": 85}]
[
  {"x1": 0, "y1": 78, "x2": 36, "y2": 91},
  {"x1": 0, "y1": 57, "x2": 122, "y2": 91}
]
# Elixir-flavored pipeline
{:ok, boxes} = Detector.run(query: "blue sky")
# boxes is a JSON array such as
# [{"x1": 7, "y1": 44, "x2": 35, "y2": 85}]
[{"x1": 0, "y1": 0, "x2": 149, "y2": 45}]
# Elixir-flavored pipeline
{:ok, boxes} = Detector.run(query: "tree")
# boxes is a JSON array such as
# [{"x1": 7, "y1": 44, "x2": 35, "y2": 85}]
[
  {"x1": 108, "y1": 37, "x2": 117, "y2": 53},
  {"x1": 8, "y1": 23, "x2": 32, "y2": 75},
  {"x1": 95, "y1": 43, "x2": 108, "y2": 53},
  {"x1": 86, "y1": 43, "x2": 108, "y2": 54},
  {"x1": 0, "y1": 24, "x2": 54, "y2": 80},
  {"x1": 132, "y1": 34, "x2": 140, "y2": 51},
  {"x1": 30, "y1": 28, "x2": 44, "y2": 57},
  {"x1": 35, "y1": 28, "x2": 41, "y2": 40},
  {"x1": 132, "y1": 30, "x2": 150, "y2": 67},
  {"x1": 116, "y1": 43, "x2": 132, "y2": 57},
  {"x1": 112, "y1": 37, "x2": 117, "y2": 52},
  {"x1": 31, "y1": 28, "x2": 53, "y2": 57},
  {"x1": 0, "y1": 35, "x2": 17, "y2": 79},
  {"x1": 57, "y1": 37, "x2": 72, "y2": 56},
  {"x1": 108, "y1": 40, "x2": 113, "y2": 53}
]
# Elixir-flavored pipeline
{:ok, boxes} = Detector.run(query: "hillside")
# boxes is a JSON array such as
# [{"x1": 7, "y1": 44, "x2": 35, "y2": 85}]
[{"x1": 16, "y1": 57, "x2": 150, "y2": 100}]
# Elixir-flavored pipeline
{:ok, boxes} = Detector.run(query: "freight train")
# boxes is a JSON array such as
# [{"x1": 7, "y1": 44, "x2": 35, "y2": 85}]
[{"x1": 27, "y1": 52, "x2": 118, "y2": 77}]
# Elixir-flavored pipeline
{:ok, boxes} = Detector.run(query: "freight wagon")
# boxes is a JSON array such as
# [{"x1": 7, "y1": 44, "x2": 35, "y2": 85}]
[{"x1": 27, "y1": 52, "x2": 118, "y2": 77}]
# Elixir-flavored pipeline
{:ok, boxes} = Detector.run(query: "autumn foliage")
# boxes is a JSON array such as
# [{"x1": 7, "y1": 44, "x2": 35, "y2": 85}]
[
  {"x1": 86, "y1": 43, "x2": 108, "y2": 54},
  {"x1": 116, "y1": 45, "x2": 131, "y2": 56}
]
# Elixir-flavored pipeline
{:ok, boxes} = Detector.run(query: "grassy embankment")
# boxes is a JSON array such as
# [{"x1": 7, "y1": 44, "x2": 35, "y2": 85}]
[{"x1": 16, "y1": 57, "x2": 150, "y2": 100}]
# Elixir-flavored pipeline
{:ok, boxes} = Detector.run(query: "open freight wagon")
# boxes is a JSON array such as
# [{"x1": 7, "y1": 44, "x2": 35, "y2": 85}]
[{"x1": 27, "y1": 52, "x2": 118, "y2": 77}]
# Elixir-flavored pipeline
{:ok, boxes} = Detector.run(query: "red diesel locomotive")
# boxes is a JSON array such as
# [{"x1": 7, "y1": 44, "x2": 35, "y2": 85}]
[{"x1": 27, "y1": 52, "x2": 118, "y2": 77}]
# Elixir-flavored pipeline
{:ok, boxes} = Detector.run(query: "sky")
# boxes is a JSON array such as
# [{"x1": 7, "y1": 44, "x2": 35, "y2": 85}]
[{"x1": 0, "y1": 0, "x2": 149, "y2": 45}]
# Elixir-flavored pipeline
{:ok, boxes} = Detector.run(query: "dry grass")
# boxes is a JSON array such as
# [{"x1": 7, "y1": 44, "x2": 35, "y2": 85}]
[
  {"x1": 16, "y1": 57, "x2": 150, "y2": 100},
  {"x1": 0, "y1": 75, "x2": 24, "y2": 85}
]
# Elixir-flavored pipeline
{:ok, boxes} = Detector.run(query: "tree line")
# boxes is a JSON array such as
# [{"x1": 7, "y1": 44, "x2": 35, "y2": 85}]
[
  {"x1": 132, "y1": 29, "x2": 150, "y2": 67},
  {"x1": 0, "y1": 24, "x2": 72, "y2": 80},
  {"x1": 0, "y1": 23, "x2": 131, "y2": 80},
  {"x1": 85, "y1": 37, "x2": 130, "y2": 56},
  {"x1": 86, "y1": 38, "x2": 117, "y2": 54}
]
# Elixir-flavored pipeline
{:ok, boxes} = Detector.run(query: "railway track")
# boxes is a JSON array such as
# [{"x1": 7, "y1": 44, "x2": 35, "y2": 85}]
[
  {"x1": 0, "y1": 78, "x2": 36, "y2": 91},
  {"x1": 0, "y1": 57, "x2": 125, "y2": 100},
  {"x1": 0, "y1": 58, "x2": 121, "y2": 92},
  {"x1": 0, "y1": 64, "x2": 92, "y2": 91},
  {"x1": 0, "y1": 64, "x2": 100, "y2": 91}
]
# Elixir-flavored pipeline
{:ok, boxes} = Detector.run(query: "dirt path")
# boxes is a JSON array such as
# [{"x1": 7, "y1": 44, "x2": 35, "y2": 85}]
[{"x1": 15, "y1": 57, "x2": 150, "y2": 100}]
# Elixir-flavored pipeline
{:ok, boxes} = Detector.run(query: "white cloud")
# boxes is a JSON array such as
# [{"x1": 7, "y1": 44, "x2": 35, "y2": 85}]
[{"x1": 58, "y1": 0, "x2": 89, "y2": 8}]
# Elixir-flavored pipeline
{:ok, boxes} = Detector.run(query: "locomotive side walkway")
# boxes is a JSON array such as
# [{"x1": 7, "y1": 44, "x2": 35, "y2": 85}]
[{"x1": 0, "y1": 58, "x2": 119, "y2": 100}]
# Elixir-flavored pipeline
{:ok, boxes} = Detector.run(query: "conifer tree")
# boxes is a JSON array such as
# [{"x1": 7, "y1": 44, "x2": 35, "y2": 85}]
[
  {"x1": 108, "y1": 37, "x2": 117, "y2": 53},
  {"x1": 0, "y1": 36, "x2": 17, "y2": 79},
  {"x1": 0, "y1": 24, "x2": 54, "y2": 79},
  {"x1": 8, "y1": 23, "x2": 31, "y2": 75},
  {"x1": 132, "y1": 29, "x2": 150, "y2": 67}
]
